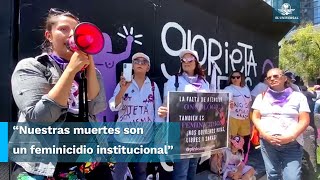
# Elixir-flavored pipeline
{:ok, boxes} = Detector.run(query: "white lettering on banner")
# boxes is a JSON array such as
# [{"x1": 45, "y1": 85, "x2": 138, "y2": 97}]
[{"x1": 160, "y1": 22, "x2": 258, "y2": 89}]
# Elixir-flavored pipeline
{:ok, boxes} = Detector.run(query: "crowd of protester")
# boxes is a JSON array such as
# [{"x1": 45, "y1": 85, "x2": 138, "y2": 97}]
[{"x1": 10, "y1": 7, "x2": 319, "y2": 180}]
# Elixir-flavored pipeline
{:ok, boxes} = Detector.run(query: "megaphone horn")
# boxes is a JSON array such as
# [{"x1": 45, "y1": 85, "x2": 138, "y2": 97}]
[{"x1": 66, "y1": 22, "x2": 105, "y2": 55}]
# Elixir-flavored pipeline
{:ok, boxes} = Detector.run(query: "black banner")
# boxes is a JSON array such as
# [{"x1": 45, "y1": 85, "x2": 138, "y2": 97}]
[{"x1": 168, "y1": 92, "x2": 229, "y2": 156}]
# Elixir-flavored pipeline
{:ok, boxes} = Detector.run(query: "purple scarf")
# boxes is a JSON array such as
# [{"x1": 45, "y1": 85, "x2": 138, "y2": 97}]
[
  {"x1": 49, "y1": 54, "x2": 69, "y2": 70},
  {"x1": 182, "y1": 72, "x2": 202, "y2": 91},
  {"x1": 264, "y1": 87, "x2": 293, "y2": 107},
  {"x1": 49, "y1": 54, "x2": 80, "y2": 114}
]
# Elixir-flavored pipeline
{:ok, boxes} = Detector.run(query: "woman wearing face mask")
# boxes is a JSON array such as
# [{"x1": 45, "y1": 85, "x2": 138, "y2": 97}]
[
  {"x1": 10, "y1": 8, "x2": 109, "y2": 179},
  {"x1": 158, "y1": 49, "x2": 209, "y2": 180},
  {"x1": 223, "y1": 71, "x2": 252, "y2": 154},
  {"x1": 251, "y1": 68, "x2": 310, "y2": 180}
]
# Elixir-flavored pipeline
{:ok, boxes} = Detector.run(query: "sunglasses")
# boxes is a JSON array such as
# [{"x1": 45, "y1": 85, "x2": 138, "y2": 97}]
[
  {"x1": 231, "y1": 76, "x2": 241, "y2": 79},
  {"x1": 180, "y1": 57, "x2": 196, "y2": 63},
  {"x1": 266, "y1": 74, "x2": 282, "y2": 81},
  {"x1": 133, "y1": 59, "x2": 149, "y2": 65}
]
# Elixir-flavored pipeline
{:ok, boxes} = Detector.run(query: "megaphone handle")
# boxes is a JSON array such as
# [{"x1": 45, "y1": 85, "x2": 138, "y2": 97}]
[
  {"x1": 81, "y1": 65, "x2": 88, "y2": 71},
  {"x1": 83, "y1": 72, "x2": 89, "y2": 121},
  {"x1": 78, "y1": 70, "x2": 89, "y2": 122},
  {"x1": 81, "y1": 53, "x2": 89, "y2": 70}
]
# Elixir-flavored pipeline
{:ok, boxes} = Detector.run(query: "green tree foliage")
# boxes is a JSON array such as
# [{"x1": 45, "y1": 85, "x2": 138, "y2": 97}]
[{"x1": 280, "y1": 24, "x2": 320, "y2": 81}]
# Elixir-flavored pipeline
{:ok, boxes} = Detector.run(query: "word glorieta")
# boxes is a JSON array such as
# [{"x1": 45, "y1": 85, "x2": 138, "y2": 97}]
[{"x1": 160, "y1": 21, "x2": 257, "y2": 88}]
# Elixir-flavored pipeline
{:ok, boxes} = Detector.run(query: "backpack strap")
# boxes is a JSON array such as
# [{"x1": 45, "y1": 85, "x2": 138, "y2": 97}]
[
  {"x1": 37, "y1": 56, "x2": 54, "y2": 82},
  {"x1": 244, "y1": 90, "x2": 267, "y2": 164},
  {"x1": 174, "y1": 75, "x2": 179, "y2": 91},
  {"x1": 151, "y1": 81, "x2": 155, "y2": 118},
  {"x1": 37, "y1": 55, "x2": 61, "y2": 84}
]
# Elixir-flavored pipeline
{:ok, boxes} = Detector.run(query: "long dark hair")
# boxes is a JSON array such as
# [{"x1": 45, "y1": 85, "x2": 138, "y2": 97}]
[
  {"x1": 228, "y1": 70, "x2": 245, "y2": 87},
  {"x1": 41, "y1": 8, "x2": 80, "y2": 53},
  {"x1": 178, "y1": 58, "x2": 205, "y2": 79}
]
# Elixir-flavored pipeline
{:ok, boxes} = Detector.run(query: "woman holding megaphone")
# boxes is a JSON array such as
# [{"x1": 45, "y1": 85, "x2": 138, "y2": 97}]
[{"x1": 11, "y1": 8, "x2": 111, "y2": 179}]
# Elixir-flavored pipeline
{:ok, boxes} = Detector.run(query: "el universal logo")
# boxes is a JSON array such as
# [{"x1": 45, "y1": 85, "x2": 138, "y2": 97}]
[
  {"x1": 278, "y1": 3, "x2": 295, "y2": 16},
  {"x1": 274, "y1": 2, "x2": 299, "y2": 22}
]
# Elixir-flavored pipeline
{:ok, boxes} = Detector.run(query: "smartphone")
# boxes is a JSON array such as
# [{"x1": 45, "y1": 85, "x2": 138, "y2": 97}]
[{"x1": 123, "y1": 63, "x2": 132, "y2": 82}]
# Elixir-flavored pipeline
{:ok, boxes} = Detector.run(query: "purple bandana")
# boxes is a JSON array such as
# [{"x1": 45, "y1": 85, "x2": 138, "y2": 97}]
[
  {"x1": 264, "y1": 87, "x2": 293, "y2": 107},
  {"x1": 182, "y1": 72, "x2": 202, "y2": 91},
  {"x1": 49, "y1": 54, "x2": 80, "y2": 114},
  {"x1": 49, "y1": 54, "x2": 69, "y2": 70}
]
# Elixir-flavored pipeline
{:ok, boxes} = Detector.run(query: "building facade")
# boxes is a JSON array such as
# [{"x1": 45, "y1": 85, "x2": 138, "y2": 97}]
[{"x1": 315, "y1": 0, "x2": 320, "y2": 24}]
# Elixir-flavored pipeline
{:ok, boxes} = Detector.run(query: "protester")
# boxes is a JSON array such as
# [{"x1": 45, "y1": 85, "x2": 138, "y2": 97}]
[
  {"x1": 221, "y1": 136, "x2": 255, "y2": 180},
  {"x1": 158, "y1": 49, "x2": 209, "y2": 180},
  {"x1": 109, "y1": 52, "x2": 163, "y2": 180},
  {"x1": 10, "y1": 8, "x2": 109, "y2": 179},
  {"x1": 251, "y1": 73, "x2": 268, "y2": 101},
  {"x1": 314, "y1": 77, "x2": 320, "y2": 99},
  {"x1": 299, "y1": 85, "x2": 316, "y2": 130},
  {"x1": 223, "y1": 71, "x2": 251, "y2": 153},
  {"x1": 252, "y1": 68, "x2": 310, "y2": 180},
  {"x1": 313, "y1": 78, "x2": 320, "y2": 113},
  {"x1": 314, "y1": 85, "x2": 320, "y2": 114},
  {"x1": 300, "y1": 85, "x2": 318, "y2": 179},
  {"x1": 294, "y1": 75, "x2": 304, "y2": 87},
  {"x1": 284, "y1": 71, "x2": 301, "y2": 92}
]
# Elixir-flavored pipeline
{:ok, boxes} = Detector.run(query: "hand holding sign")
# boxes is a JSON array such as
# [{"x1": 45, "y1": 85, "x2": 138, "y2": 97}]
[
  {"x1": 229, "y1": 100, "x2": 235, "y2": 109},
  {"x1": 157, "y1": 106, "x2": 168, "y2": 118}
]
